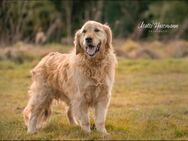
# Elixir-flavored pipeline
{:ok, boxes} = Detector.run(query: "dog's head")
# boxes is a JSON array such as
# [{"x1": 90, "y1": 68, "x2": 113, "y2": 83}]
[{"x1": 74, "y1": 21, "x2": 112, "y2": 58}]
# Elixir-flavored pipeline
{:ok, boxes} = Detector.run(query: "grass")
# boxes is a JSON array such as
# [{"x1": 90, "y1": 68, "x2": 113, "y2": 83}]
[{"x1": 0, "y1": 56, "x2": 188, "y2": 140}]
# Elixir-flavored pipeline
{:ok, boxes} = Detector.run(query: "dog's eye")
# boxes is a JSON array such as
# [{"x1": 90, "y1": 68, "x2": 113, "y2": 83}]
[
  {"x1": 82, "y1": 30, "x2": 87, "y2": 33},
  {"x1": 94, "y1": 28, "x2": 100, "y2": 32}
]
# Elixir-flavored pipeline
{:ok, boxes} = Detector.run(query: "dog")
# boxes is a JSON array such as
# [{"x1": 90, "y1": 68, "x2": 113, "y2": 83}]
[{"x1": 23, "y1": 21, "x2": 117, "y2": 134}]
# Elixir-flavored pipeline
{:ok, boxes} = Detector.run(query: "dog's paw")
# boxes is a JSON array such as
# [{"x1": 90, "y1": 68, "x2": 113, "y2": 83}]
[
  {"x1": 81, "y1": 125, "x2": 91, "y2": 133},
  {"x1": 27, "y1": 128, "x2": 37, "y2": 134},
  {"x1": 90, "y1": 123, "x2": 96, "y2": 130},
  {"x1": 97, "y1": 127, "x2": 109, "y2": 135}
]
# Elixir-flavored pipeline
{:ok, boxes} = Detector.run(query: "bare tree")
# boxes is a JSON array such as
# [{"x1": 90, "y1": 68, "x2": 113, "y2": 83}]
[
  {"x1": 175, "y1": 19, "x2": 188, "y2": 39},
  {"x1": 94, "y1": 0, "x2": 104, "y2": 21},
  {"x1": 46, "y1": 18, "x2": 62, "y2": 41},
  {"x1": 63, "y1": 0, "x2": 73, "y2": 44}
]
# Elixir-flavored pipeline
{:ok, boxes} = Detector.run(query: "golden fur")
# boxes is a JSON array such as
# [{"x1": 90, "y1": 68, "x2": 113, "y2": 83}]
[{"x1": 23, "y1": 21, "x2": 117, "y2": 134}]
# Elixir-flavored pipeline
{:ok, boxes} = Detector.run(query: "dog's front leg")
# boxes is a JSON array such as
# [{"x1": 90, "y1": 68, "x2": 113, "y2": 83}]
[
  {"x1": 72, "y1": 98, "x2": 90, "y2": 133},
  {"x1": 94, "y1": 95, "x2": 110, "y2": 134},
  {"x1": 80, "y1": 101, "x2": 90, "y2": 133}
]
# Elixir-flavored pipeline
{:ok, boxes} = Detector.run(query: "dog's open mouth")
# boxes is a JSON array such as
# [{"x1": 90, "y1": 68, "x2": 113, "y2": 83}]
[{"x1": 86, "y1": 42, "x2": 101, "y2": 57}]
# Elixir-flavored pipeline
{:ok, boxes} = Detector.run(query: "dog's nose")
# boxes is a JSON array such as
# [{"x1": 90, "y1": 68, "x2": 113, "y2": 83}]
[{"x1": 85, "y1": 37, "x2": 92, "y2": 43}]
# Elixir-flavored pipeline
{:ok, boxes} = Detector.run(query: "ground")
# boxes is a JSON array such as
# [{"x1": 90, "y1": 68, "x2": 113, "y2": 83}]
[{"x1": 0, "y1": 48, "x2": 188, "y2": 140}]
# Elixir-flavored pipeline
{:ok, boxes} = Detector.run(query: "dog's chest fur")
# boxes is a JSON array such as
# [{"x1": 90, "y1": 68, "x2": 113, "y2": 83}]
[
  {"x1": 76, "y1": 59, "x2": 111, "y2": 105},
  {"x1": 81, "y1": 78, "x2": 108, "y2": 105}
]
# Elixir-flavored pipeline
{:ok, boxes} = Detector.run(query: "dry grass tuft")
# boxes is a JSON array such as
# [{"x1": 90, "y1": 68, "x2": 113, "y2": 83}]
[{"x1": 114, "y1": 39, "x2": 188, "y2": 59}]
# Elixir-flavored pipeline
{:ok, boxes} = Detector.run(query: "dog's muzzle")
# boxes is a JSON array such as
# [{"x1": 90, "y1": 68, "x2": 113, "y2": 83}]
[{"x1": 86, "y1": 42, "x2": 101, "y2": 57}]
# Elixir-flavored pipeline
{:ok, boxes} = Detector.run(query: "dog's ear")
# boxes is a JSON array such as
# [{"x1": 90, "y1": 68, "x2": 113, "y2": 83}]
[
  {"x1": 74, "y1": 30, "x2": 83, "y2": 54},
  {"x1": 103, "y1": 24, "x2": 112, "y2": 48}
]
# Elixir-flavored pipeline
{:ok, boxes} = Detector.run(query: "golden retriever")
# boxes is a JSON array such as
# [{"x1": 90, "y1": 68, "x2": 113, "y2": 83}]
[{"x1": 23, "y1": 21, "x2": 117, "y2": 134}]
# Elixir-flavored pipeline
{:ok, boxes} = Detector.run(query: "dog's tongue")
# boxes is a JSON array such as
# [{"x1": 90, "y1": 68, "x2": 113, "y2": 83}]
[{"x1": 86, "y1": 47, "x2": 96, "y2": 56}]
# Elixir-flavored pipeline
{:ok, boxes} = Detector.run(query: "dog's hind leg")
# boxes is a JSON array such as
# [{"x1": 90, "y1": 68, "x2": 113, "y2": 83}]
[
  {"x1": 36, "y1": 103, "x2": 52, "y2": 129},
  {"x1": 26, "y1": 82, "x2": 53, "y2": 134}
]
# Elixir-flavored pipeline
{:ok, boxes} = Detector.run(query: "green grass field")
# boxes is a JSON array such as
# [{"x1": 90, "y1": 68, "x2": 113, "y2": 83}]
[{"x1": 0, "y1": 57, "x2": 188, "y2": 140}]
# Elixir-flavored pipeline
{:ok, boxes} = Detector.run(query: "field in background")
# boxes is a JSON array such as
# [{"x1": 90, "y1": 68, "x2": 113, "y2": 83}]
[
  {"x1": 0, "y1": 43, "x2": 188, "y2": 140},
  {"x1": 0, "y1": 39, "x2": 188, "y2": 63}
]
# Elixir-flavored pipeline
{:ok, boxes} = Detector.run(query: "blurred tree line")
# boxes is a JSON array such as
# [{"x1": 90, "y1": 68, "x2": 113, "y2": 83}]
[{"x1": 0, "y1": 0, "x2": 188, "y2": 45}]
